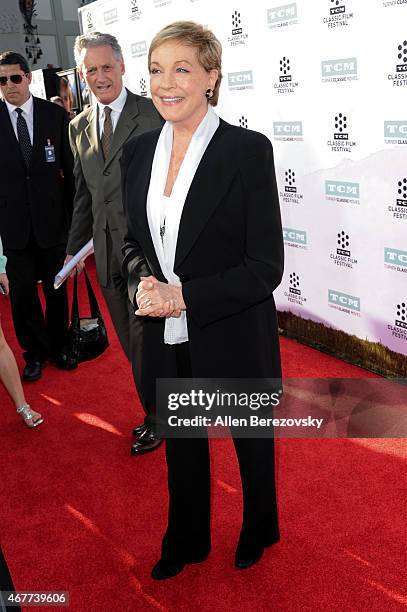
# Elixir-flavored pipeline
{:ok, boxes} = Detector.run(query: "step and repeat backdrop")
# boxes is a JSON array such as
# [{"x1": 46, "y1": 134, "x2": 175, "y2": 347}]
[{"x1": 78, "y1": 0, "x2": 407, "y2": 375}]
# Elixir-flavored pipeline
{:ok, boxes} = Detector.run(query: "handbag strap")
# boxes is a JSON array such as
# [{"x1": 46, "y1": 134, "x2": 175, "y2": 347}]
[
  {"x1": 70, "y1": 272, "x2": 80, "y2": 330},
  {"x1": 83, "y1": 269, "x2": 102, "y2": 319},
  {"x1": 70, "y1": 269, "x2": 102, "y2": 325}
]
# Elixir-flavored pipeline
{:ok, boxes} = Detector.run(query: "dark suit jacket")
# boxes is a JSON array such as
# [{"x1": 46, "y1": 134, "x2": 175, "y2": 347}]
[
  {"x1": 121, "y1": 120, "x2": 284, "y2": 405},
  {"x1": 67, "y1": 89, "x2": 163, "y2": 287},
  {"x1": 0, "y1": 97, "x2": 74, "y2": 250}
]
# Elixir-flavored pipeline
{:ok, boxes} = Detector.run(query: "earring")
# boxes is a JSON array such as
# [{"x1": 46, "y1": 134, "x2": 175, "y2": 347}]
[{"x1": 205, "y1": 88, "x2": 214, "y2": 99}]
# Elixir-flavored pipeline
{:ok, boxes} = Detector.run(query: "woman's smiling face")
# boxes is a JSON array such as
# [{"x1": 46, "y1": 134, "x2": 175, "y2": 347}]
[{"x1": 149, "y1": 41, "x2": 218, "y2": 129}]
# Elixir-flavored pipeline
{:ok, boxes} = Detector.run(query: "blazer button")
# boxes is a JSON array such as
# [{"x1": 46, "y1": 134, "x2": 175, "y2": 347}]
[{"x1": 103, "y1": 170, "x2": 110, "y2": 176}]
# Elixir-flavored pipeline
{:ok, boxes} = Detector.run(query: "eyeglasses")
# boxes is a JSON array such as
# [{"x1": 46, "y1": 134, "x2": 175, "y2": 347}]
[{"x1": 0, "y1": 74, "x2": 27, "y2": 86}]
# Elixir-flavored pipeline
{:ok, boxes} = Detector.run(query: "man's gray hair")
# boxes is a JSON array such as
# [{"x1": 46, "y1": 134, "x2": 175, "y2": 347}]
[{"x1": 74, "y1": 32, "x2": 123, "y2": 67}]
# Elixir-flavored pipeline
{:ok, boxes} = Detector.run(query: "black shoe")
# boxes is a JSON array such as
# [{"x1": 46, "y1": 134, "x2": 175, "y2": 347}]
[
  {"x1": 151, "y1": 551, "x2": 208, "y2": 580},
  {"x1": 235, "y1": 542, "x2": 264, "y2": 570},
  {"x1": 151, "y1": 559, "x2": 185, "y2": 580},
  {"x1": 132, "y1": 423, "x2": 147, "y2": 437},
  {"x1": 131, "y1": 426, "x2": 163, "y2": 455},
  {"x1": 22, "y1": 361, "x2": 42, "y2": 382},
  {"x1": 50, "y1": 353, "x2": 73, "y2": 370}
]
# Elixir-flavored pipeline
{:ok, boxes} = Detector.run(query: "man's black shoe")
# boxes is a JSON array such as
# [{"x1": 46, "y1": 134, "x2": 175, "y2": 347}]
[
  {"x1": 22, "y1": 361, "x2": 42, "y2": 382},
  {"x1": 131, "y1": 426, "x2": 163, "y2": 455},
  {"x1": 132, "y1": 423, "x2": 146, "y2": 437},
  {"x1": 50, "y1": 353, "x2": 74, "y2": 370}
]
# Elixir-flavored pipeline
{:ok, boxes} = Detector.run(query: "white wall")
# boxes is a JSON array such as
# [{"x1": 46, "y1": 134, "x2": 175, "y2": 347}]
[{"x1": 0, "y1": 0, "x2": 25, "y2": 56}]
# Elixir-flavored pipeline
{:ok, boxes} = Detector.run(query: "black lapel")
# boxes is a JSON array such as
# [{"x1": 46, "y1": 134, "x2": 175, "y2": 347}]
[
  {"x1": 174, "y1": 120, "x2": 237, "y2": 270},
  {"x1": 31, "y1": 97, "x2": 44, "y2": 166},
  {"x1": 31, "y1": 97, "x2": 53, "y2": 168},
  {"x1": 126, "y1": 128, "x2": 165, "y2": 279},
  {"x1": 0, "y1": 101, "x2": 26, "y2": 168}
]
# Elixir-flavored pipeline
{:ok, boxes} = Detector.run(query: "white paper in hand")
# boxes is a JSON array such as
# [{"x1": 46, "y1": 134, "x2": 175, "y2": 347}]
[{"x1": 54, "y1": 239, "x2": 94, "y2": 289}]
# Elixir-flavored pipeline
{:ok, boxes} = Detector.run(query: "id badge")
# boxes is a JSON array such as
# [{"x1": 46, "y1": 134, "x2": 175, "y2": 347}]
[{"x1": 45, "y1": 139, "x2": 56, "y2": 162}]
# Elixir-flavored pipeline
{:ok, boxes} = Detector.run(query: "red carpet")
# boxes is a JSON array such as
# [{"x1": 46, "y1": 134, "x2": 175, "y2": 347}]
[{"x1": 0, "y1": 260, "x2": 406, "y2": 612}]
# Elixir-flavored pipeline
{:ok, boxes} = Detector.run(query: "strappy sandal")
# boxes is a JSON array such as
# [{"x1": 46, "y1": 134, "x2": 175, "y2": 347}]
[{"x1": 16, "y1": 404, "x2": 44, "y2": 428}]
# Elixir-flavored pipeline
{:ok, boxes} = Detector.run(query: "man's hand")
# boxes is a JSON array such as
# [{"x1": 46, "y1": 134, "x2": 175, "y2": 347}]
[
  {"x1": 135, "y1": 276, "x2": 186, "y2": 318},
  {"x1": 64, "y1": 254, "x2": 85, "y2": 277},
  {"x1": 0, "y1": 272, "x2": 9, "y2": 295}
]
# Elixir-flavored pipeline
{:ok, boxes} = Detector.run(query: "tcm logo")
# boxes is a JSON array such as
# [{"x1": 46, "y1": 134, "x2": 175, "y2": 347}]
[
  {"x1": 334, "y1": 113, "x2": 348, "y2": 140},
  {"x1": 104, "y1": 8, "x2": 118, "y2": 24},
  {"x1": 228, "y1": 70, "x2": 253, "y2": 89},
  {"x1": 396, "y1": 41, "x2": 407, "y2": 72},
  {"x1": 85, "y1": 11, "x2": 93, "y2": 30},
  {"x1": 285, "y1": 168, "x2": 296, "y2": 192},
  {"x1": 274, "y1": 121, "x2": 303, "y2": 136},
  {"x1": 325, "y1": 180, "x2": 359, "y2": 198},
  {"x1": 267, "y1": 3, "x2": 297, "y2": 24},
  {"x1": 330, "y1": 0, "x2": 346, "y2": 15},
  {"x1": 129, "y1": 0, "x2": 142, "y2": 19},
  {"x1": 397, "y1": 178, "x2": 407, "y2": 205},
  {"x1": 139, "y1": 77, "x2": 147, "y2": 97},
  {"x1": 130, "y1": 0, "x2": 139, "y2": 12},
  {"x1": 283, "y1": 227, "x2": 307, "y2": 245},
  {"x1": 321, "y1": 58, "x2": 357, "y2": 77},
  {"x1": 385, "y1": 248, "x2": 407, "y2": 267},
  {"x1": 395, "y1": 302, "x2": 407, "y2": 329},
  {"x1": 232, "y1": 10, "x2": 243, "y2": 35},
  {"x1": 280, "y1": 57, "x2": 292, "y2": 82},
  {"x1": 328, "y1": 290, "x2": 360, "y2": 312},
  {"x1": 289, "y1": 272, "x2": 300, "y2": 295},
  {"x1": 337, "y1": 230, "x2": 350, "y2": 256},
  {"x1": 131, "y1": 41, "x2": 147, "y2": 57},
  {"x1": 384, "y1": 121, "x2": 407, "y2": 138}
]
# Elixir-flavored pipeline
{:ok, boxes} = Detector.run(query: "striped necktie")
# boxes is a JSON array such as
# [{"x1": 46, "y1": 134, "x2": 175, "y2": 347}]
[
  {"x1": 101, "y1": 106, "x2": 113, "y2": 160},
  {"x1": 16, "y1": 108, "x2": 32, "y2": 167}
]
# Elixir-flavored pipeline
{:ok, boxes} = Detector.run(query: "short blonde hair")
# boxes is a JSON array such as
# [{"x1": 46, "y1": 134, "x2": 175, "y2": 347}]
[{"x1": 148, "y1": 21, "x2": 222, "y2": 106}]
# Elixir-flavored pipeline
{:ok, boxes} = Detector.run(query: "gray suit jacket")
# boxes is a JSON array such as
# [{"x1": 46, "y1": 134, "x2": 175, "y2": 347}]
[{"x1": 67, "y1": 89, "x2": 163, "y2": 286}]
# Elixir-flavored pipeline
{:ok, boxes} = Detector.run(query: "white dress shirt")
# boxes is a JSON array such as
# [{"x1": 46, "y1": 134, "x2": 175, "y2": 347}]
[
  {"x1": 5, "y1": 95, "x2": 34, "y2": 145},
  {"x1": 97, "y1": 86, "x2": 127, "y2": 138}
]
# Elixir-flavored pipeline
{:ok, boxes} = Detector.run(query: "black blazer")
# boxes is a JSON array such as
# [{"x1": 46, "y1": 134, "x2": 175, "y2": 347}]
[
  {"x1": 121, "y1": 120, "x2": 284, "y2": 405},
  {"x1": 0, "y1": 97, "x2": 74, "y2": 250}
]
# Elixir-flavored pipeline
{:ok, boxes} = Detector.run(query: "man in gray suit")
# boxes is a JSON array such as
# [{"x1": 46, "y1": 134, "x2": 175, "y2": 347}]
[{"x1": 66, "y1": 32, "x2": 163, "y2": 454}]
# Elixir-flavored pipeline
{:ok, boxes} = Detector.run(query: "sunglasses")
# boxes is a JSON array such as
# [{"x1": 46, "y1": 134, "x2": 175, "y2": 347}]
[{"x1": 0, "y1": 74, "x2": 27, "y2": 86}]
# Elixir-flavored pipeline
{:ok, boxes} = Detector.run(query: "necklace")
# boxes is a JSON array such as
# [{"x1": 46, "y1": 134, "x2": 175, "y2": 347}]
[{"x1": 160, "y1": 216, "x2": 166, "y2": 243}]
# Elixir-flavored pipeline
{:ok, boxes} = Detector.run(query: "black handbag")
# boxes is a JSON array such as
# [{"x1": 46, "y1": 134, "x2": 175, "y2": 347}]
[{"x1": 64, "y1": 269, "x2": 109, "y2": 369}]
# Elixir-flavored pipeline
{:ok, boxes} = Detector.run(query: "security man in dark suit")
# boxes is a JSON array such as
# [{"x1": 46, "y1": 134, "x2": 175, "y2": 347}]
[{"x1": 0, "y1": 51, "x2": 74, "y2": 382}]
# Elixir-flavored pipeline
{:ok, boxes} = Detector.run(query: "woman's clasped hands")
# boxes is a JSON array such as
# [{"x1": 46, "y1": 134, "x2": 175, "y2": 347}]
[{"x1": 135, "y1": 276, "x2": 186, "y2": 318}]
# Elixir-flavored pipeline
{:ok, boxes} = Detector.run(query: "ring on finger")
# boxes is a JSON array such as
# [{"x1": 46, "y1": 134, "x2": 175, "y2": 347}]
[{"x1": 142, "y1": 297, "x2": 152, "y2": 308}]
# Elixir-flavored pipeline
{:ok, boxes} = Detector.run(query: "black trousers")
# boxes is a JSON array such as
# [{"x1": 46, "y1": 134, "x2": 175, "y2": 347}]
[
  {"x1": 5, "y1": 231, "x2": 68, "y2": 363},
  {"x1": 162, "y1": 343, "x2": 280, "y2": 563},
  {"x1": 100, "y1": 227, "x2": 154, "y2": 425}
]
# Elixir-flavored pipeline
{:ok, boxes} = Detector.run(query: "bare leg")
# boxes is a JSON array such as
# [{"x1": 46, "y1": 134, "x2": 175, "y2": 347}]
[
  {"x1": 0, "y1": 322, "x2": 26, "y2": 407},
  {"x1": 0, "y1": 323, "x2": 43, "y2": 427}
]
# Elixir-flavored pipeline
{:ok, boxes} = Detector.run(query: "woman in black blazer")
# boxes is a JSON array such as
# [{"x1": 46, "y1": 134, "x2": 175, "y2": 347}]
[{"x1": 121, "y1": 21, "x2": 284, "y2": 580}]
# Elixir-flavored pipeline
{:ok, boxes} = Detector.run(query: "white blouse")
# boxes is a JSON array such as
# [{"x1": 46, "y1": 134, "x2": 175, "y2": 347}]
[{"x1": 146, "y1": 106, "x2": 220, "y2": 345}]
